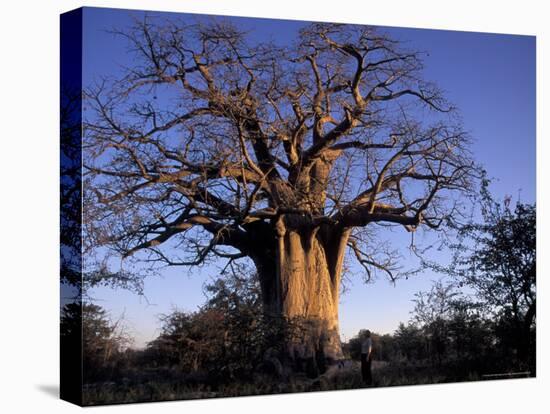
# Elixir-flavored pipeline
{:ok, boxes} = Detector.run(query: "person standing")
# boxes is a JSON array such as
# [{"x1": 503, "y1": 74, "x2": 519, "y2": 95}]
[{"x1": 361, "y1": 330, "x2": 373, "y2": 385}]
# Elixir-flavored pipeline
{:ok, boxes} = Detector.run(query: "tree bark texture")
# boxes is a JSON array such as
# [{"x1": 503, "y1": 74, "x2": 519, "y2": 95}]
[{"x1": 253, "y1": 218, "x2": 350, "y2": 362}]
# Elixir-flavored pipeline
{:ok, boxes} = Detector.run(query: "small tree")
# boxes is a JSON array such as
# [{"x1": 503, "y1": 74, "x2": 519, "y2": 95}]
[
  {"x1": 147, "y1": 308, "x2": 226, "y2": 374},
  {"x1": 410, "y1": 281, "x2": 491, "y2": 367},
  {"x1": 451, "y1": 196, "x2": 536, "y2": 369},
  {"x1": 393, "y1": 322, "x2": 426, "y2": 362},
  {"x1": 146, "y1": 271, "x2": 296, "y2": 380},
  {"x1": 411, "y1": 281, "x2": 457, "y2": 365},
  {"x1": 61, "y1": 302, "x2": 132, "y2": 383}
]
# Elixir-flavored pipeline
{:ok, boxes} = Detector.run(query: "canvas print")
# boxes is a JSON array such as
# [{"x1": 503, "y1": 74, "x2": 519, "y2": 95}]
[{"x1": 60, "y1": 7, "x2": 536, "y2": 406}]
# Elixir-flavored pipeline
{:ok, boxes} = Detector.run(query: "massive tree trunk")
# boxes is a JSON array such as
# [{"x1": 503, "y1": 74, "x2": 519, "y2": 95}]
[{"x1": 252, "y1": 217, "x2": 350, "y2": 364}]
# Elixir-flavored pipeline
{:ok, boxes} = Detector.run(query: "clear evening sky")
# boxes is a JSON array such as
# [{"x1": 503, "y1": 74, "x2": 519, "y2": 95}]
[{"x1": 81, "y1": 7, "x2": 535, "y2": 347}]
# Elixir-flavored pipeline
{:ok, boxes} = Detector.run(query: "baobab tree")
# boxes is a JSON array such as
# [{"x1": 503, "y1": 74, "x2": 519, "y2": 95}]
[{"x1": 84, "y1": 18, "x2": 476, "y2": 362}]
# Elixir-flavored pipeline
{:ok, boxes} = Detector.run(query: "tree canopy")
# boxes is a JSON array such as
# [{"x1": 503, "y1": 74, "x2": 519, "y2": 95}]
[
  {"x1": 84, "y1": 19, "x2": 477, "y2": 280},
  {"x1": 448, "y1": 196, "x2": 536, "y2": 361}
]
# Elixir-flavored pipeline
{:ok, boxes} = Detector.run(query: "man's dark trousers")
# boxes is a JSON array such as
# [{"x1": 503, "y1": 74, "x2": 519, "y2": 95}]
[{"x1": 361, "y1": 353, "x2": 372, "y2": 385}]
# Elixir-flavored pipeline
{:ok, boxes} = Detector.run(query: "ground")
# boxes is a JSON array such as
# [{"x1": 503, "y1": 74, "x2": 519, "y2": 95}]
[{"x1": 81, "y1": 359, "x2": 503, "y2": 406}]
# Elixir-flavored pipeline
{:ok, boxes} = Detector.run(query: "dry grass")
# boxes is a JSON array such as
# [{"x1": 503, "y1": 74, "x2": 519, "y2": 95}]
[{"x1": 82, "y1": 359, "x2": 486, "y2": 406}]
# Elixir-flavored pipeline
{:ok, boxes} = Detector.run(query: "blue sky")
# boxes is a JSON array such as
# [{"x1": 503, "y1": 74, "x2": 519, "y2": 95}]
[{"x1": 81, "y1": 7, "x2": 535, "y2": 347}]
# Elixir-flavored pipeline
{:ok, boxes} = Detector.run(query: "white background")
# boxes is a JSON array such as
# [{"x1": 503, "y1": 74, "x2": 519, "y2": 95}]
[{"x1": 0, "y1": 0, "x2": 547, "y2": 412}]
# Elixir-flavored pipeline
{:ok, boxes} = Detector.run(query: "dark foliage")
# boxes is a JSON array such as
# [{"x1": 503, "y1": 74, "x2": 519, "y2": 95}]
[
  {"x1": 447, "y1": 195, "x2": 536, "y2": 372},
  {"x1": 345, "y1": 277, "x2": 533, "y2": 377},
  {"x1": 61, "y1": 302, "x2": 132, "y2": 384}
]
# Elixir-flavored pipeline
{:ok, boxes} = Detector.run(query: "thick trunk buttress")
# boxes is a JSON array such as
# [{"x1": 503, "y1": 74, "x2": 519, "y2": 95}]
[{"x1": 254, "y1": 220, "x2": 350, "y2": 363}]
